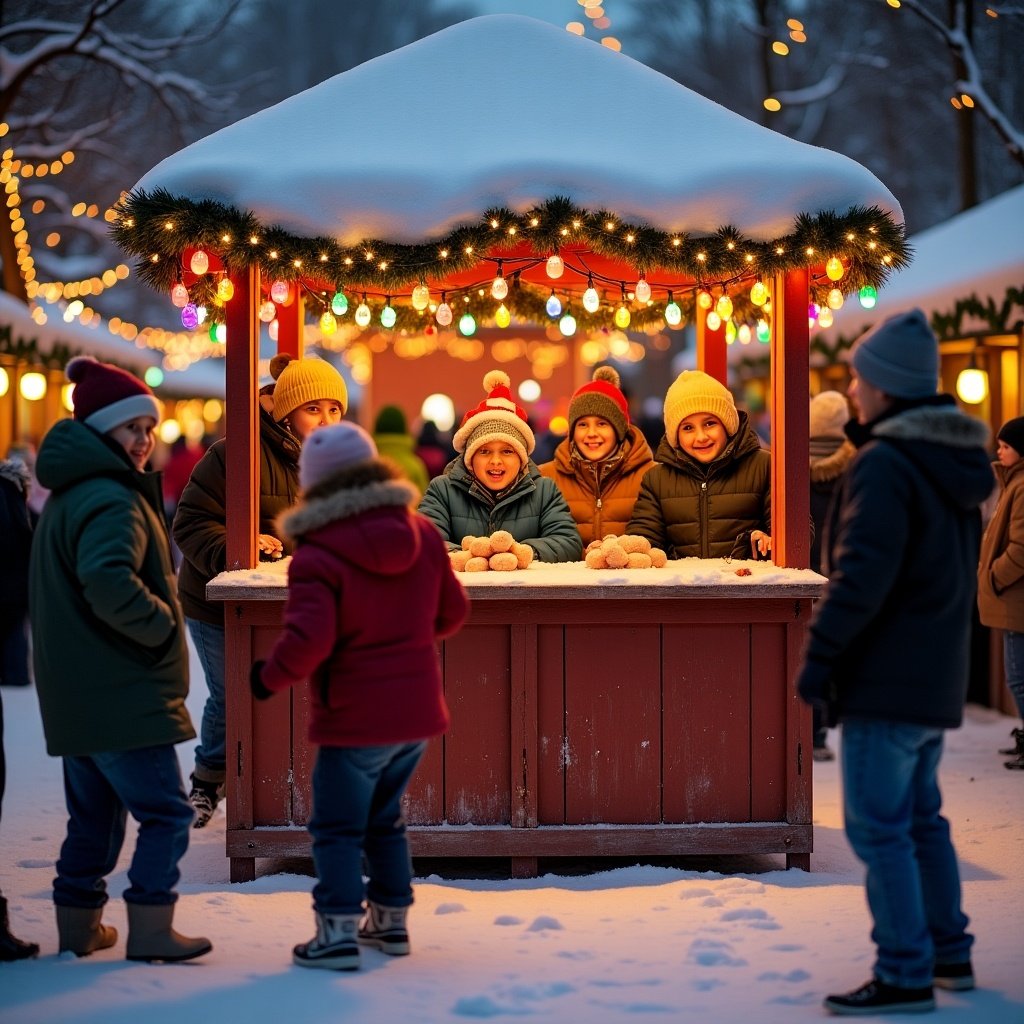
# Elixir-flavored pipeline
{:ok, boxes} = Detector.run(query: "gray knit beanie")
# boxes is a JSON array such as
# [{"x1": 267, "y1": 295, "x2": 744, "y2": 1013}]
[{"x1": 850, "y1": 309, "x2": 939, "y2": 399}]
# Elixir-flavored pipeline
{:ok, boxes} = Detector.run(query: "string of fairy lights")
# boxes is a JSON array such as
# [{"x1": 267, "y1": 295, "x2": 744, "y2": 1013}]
[{"x1": 112, "y1": 190, "x2": 908, "y2": 360}]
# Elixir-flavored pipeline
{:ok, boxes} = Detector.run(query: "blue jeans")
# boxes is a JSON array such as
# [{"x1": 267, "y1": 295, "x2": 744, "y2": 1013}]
[
  {"x1": 55, "y1": 745, "x2": 193, "y2": 908},
  {"x1": 187, "y1": 618, "x2": 226, "y2": 780},
  {"x1": 841, "y1": 720, "x2": 973, "y2": 987},
  {"x1": 1003, "y1": 631, "x2": 1024, "y2": 720},
  {"x1": 309, "y1": 742, "x2": 426, "y2": 915}
]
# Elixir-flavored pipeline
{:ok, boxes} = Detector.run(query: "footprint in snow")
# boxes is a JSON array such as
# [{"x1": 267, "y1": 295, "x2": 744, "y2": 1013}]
[
  {"x1": 757, "y1": 969, "x2": 812, "y2": 983},
  {"x1": 526, "y1": 915, "x2": 563, "y2": 932},
  {"x1": 436, "y1": 902, "x2": 468, "y2": 915},
  {"x1": 494, "y1": 915, "x2": 523, "y2": 926},
  {"x1": 687, "y1": 938, "x2": 747, "y2": 968}
]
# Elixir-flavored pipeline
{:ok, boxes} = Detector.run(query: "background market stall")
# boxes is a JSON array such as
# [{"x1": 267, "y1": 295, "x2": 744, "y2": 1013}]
[{"x1": 113, "y1": 16, "x2": 907, "y2": 880}]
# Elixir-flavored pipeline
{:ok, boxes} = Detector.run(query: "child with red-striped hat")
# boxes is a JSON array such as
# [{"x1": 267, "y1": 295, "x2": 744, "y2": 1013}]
[
  {"x1": 417, "y1": 370, "x2": 582, "y2": 564},
  {"x1": 539, "y1": 365, "x2": 655, "y2": 545}
]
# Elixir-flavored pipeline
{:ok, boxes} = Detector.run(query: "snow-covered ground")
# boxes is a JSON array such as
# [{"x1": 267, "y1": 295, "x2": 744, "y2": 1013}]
[{"x1": 1, "y1": 640, "x2": 1022, "y2": 1023}]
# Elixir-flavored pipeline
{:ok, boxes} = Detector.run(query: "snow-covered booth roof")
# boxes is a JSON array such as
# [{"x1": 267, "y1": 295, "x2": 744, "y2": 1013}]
[{"x1": 112, "y1": 15, "x2": 907, "y2": 335}]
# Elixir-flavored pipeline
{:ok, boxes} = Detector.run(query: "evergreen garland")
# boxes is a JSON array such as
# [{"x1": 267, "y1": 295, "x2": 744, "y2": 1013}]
[{"x1": 111, "y1": 191, "x2": 910, "y2": 329}]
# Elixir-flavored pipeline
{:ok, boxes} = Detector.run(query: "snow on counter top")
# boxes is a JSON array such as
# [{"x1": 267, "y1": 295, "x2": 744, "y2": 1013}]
[{"x1": 207, "y1": 557, "x2": 826, "y2": 601}]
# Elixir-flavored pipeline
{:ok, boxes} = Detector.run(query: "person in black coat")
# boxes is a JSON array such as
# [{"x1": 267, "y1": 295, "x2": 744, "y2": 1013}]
[{"x1": 796, "y1": 310, "x2": 993, "y2": 1015}]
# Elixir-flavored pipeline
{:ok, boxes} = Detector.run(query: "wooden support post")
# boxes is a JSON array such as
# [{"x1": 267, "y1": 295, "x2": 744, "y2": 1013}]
[
  {"x1": 275, "y1": 286, "x2": 304, "y2": 359},
  {"x1": 225, "y1": 265, "x2": 260, "y2": 570},
  {"x1": 770, "y1": 268, "x2": 811, "y2": 569},
  {"x1": 695, "y1": 308, "x2": 727, "y2": 384}
]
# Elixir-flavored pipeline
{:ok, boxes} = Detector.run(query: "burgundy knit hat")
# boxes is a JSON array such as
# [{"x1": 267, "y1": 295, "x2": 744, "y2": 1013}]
[
  {"x1": 66, "y1": 356, "x2": 161, "y2": 433},
  {"x1": 453, "y1": 370, "x2": 536, "y2": 468},
  {"x1": 568, "y1": 365, "x2": 630, "y2": 440}
]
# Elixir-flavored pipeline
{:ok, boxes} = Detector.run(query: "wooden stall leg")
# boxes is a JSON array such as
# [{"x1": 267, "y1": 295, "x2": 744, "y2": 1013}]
[
  {"x1": 786, "y1": 852, "x2": 811, "y2": 871},
  {"x1": 230, "y1": 857, "x2": 257, "y2": 883},
  {"x1": 511, "y1": 857, "x2": 538, "y2": 879}
]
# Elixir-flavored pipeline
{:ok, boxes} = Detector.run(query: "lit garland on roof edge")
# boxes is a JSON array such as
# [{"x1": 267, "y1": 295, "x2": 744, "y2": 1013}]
[{"x1": 111, "y1": 191, "x2": 910, "y2": 329}]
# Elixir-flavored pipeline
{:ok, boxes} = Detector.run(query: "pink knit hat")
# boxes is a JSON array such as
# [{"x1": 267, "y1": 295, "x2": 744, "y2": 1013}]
[
  {"x1": 66, "y1": 356, "x2": 161, "y2": 433},
  {"x1": 453, "y1": 370, "x2": 536, "y2": 467}
]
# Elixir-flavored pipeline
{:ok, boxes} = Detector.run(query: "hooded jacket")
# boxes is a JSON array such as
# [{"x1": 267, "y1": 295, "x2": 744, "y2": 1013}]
[
  {"x1": 797, "y1": 398, "x2": 994, "y2": 728},
  {"x1": 627, "y1": 411, "x2": 770, "y2": 559},
  {"x1": 539, "y1": 424, "x2": 656, "y2": 544},
  {"x1": 809, "y1": 437, "x2": 856, "y2": 574},
  {"x1": 259, "y1": 473, "x2": 468, "y2": 746},
  {"x1": 173, "y1": 405, "x2": 300, "y2": 624},
  {"x1": 417, "y1": 459, "x2": 583, "y2": 563},
  {"x1": 28, "y1": 419, "x2": 192, "y2": 756},
  {"x1": 977, "y1": 457, "x2": 1024, "y2": 631}
]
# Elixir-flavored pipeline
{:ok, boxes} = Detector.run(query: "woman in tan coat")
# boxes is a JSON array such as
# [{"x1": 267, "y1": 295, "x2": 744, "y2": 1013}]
[
  {"x1": 539, "y1": 366, "x2": 655, "y2": 546},
  {"x1": 977, "y1": 415, "x2": 1024, "y2": 769}
]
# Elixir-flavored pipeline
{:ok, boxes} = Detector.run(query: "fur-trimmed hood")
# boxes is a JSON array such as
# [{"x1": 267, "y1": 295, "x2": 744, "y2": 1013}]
[
  {"x1": 870, "y1": 403, "x2": 994, "y2": 513},
  {"x1": 0, "y1": 457, "x2": 31, "y2": 495},
  {"x1": 810, "y1": 439, "x2": 855, "y2": 485},
  {"x1": 279, "y1": 478, "x2": 420, "y2": 576}
]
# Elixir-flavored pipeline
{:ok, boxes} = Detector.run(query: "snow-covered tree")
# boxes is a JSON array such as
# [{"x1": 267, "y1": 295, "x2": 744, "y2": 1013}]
[{"x1": 0, "y1": 0, "x2": 250, "y2": 305}]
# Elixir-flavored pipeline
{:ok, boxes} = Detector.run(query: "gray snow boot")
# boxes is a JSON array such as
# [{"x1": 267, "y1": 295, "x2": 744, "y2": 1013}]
[
  {"x1": 125, "y1": 903, "x2": 212, "y2": 962},
  {"x1": 56, "y1": 905, "x2": 117, "y2": 957},
  {"x1": 293, "y1": 911, "x2": 361, "y2": 970},
  {"x1": 358, "y1": 901, "x2": 410, "y2": 955}
]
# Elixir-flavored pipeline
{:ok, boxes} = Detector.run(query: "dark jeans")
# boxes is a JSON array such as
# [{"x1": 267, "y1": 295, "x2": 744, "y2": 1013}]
[
  {"x1": 1003, "y1": 630, "x2": 1024, "y2": 720},
  {"x1": 55, "y1": 745, "x2": 193, "y2": 908},
  {"x1": 187, "y1": 618, "x2": 226, "y2": 780},
  {"x1": 841, "y1": 720, "x2": 973, "y2": 988},
  {"x1": 309, "y1": 742, "x2": 426, "y2": 916}
]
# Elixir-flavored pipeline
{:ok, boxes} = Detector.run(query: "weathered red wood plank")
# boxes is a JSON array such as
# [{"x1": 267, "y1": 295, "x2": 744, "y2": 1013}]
[
  {"x1": 663, "y1": 624, "x2": 751, "y2": 823},
  {"x1": 564, "y1": 625, "x2": 662, "y2": 824},
  {"x1": 750, "y1": 622, "x2": 787, "y2": 822},
  {"x1": 537, "y1": 625, "x2": 566, "y2": 825},
  {"x1": 441, "y1": 627, "x2": 511, "y2": 824}
]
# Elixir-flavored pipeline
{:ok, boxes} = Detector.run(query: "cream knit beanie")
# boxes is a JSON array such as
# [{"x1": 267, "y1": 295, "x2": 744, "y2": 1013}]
[{"x1": 663, "y1": 370, "x2": 739, "y2": 446}]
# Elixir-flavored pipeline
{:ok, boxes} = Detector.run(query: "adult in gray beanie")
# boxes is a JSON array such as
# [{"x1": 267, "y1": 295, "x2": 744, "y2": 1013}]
[
  {"x1": 850, "y1": 308, "x2": 939, "y2": 399},
  {"x1": 796, "y1": 305, "x2": 994, "y2": 1013}
]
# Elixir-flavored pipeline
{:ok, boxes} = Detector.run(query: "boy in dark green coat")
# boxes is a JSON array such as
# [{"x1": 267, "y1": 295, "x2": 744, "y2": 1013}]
[{"x1": 29, "y1": 357, "x2": 210, "y2": 963}]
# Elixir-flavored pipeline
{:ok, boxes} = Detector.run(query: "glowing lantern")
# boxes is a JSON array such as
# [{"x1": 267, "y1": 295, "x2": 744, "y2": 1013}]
[
  {"x1": 756, "y1": 319, "x2": 771, "y2": 343},
  {"x1": 664, "y1": 299, "x2": 682, "y2": 327},
  {"x1": 546, "y1": 291, "x2": 562, "y2": 318},
  {"x1": 436, "y1": 301, "x2": 453, "y2": 327},
  {"x1": 270, "y1": 279, "x2": 289, "y2": 304},
  {"x1": 380, "y1": 304, "x2": 397, "y2": 329},
  {"x1": 171, "y1": 283, "x2": 189, "y2": 308},
  {"x1": 181, "y1": 303, "x2": 199, "y2": 330},
  {"x1": 217, "y1": 278, "x2": 234, "y2": 302},
  {"x1": 697, "y1": 289, "x2": 712, "y2": 310},
  {"x1": 490, "y1": 274, "x2": 508, "y2": 300},
  {"x1": 495, "y1": 303, "x2": 511, "y2": 328},
  {"x1": 825, "y1": 256, "x2": 845, "y2": 281},
  {"x1": 613, "y1": 305, "x2": 631, "y2": 329},
  {"x1": 750, "y1": 280, "x2": 768, "y2": 306},
  {"x1": 144, "y1": 366, "x2": 164, "y2": 388},
  {"x1": 827, "y1": 288, "x2": 844, "y2": 310},
  {"x1": 559, "y1": 311, "x2": 577, "y2": 336},
  {"x1": 634, "y1": 277, "x2": 651, "y2": 303},
  {"x1": 706, "y1": 311, "x2": 722, "y2": 331},
  {"x1": 582, "y1": 283, "x2": 600, "y2": 313},
  {"x1": 320, "y1": 311, "x2": 337, "y2": 336},
  {"x1": 411, "y1": 283, "x2": 431, "y2": 311},
  {"x1": 716, "y1": 293, "x2": 733, "y2": 319},
  {"x1": 459, "y1": 312, "x2": 477, "y2": 336},
  {"x1": 258, "y1": 301, "x2": 276, "y2": 323},
  {"x1": 331, "y1": 290, "x2": 349, "y2": 316},
  {"x1": 858, "y1": 285, "x2": 878, "y2": 309},
  {"x1": 189, "y1": 250, "x2": 209, "y2": 275},
  {"x1": 19, "y1": 371, "x2": 47, "y2": 401},
  {"x1": 545, "y1": 254, "x2": 564, "y2": 279},
  {"x1": 354, "y1": 302, "x2": 372, "y2": 327}
]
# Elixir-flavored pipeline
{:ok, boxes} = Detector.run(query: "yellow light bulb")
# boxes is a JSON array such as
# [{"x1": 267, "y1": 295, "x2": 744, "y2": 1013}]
[
  {"x1": 750, "y1": 280, "x2": 768, "y2": 306},
  {"x1": 411, "y1": 283, "x2": 431, "y2": 310},
  {"x1": 495, "y1": 303, "x2": 511, "y2": 328},
  {"x1": 716, "y1": 294, "x2": 733, "y2": 319},
  {"x1": 697, "y1": 289, "x2": 712, "y2": 310},
  {"x1": 614, "y1": 305, "x2": 631, "y2": 329},
  {"x1": 825, "y1": 257, "x2": 845, "y2": 281}
]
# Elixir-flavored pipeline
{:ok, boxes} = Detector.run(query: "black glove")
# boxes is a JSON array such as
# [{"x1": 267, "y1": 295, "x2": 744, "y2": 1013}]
[
  {"x1": 249, "y1": 659, "x2": 273, "y2": 701},
  {"x1": 795, "y1": 657, "x2": 839, "y2": 728}
]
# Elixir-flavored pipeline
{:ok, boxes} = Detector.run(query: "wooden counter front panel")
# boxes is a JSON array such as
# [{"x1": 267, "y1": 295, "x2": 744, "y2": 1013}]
[{"x1": 229, "y1": 596, "x2": 808, "y2": 839}]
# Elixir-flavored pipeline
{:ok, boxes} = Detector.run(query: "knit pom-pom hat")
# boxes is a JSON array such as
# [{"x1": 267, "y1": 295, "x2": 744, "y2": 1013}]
[
  {"x1": 269, "y1": 353, "x2": 349, "y2": 423},
  {"x1": 453, "y1": 370, "x2": 536, "y2": 468},
  {"x1": 568, "y1": 365, "x2": 630, "y2": 441},
  {"x1": 66, "y1": 356, "x2": 161, "y2": 434},
  {"x1": 299, "y1": 421, "x2": 378, "y2": 491},
  {"x1": 809, "y1": 390, "x2": 850, "y2": 439},
  {"x1": 663, "y1": 369, "x2": 739, "y2": 445}
]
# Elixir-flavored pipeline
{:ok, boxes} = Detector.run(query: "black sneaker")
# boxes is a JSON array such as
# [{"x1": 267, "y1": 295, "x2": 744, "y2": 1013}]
[
  {"x1": 933, "y1": 960, "x2": 974, "y2": 991},
  {"x1": 1005, "y1": 752, "x2": 1024, "y2": 771},
  {"x1": 998, "y1": 727, "x2": 1023, "y2": 756},
  {"x1": 813, "y1": 745, "x2": 836, "y2": 762},
  {"x1": 824, "y1": 978, "x2": 935, "y2": 1015},
  {"x1": 189, "y1": 774, "x2": 223, "y2": 829}
]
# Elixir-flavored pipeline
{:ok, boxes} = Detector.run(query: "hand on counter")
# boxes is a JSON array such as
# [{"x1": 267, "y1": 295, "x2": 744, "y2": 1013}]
[
  {"x1": 258, "y1": 533, "x2": 284, "y2": 560},
  {"x1": 750, "y1": 530, "x2": 772, "y2": 559}
]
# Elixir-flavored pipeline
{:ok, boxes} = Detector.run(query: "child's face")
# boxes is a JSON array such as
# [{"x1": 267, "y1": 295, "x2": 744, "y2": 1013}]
[
  {"x1": 471, "y1": 442, "x2": 522, "y2": 491},
  {"x1": 997, "y1": 439, "x2": 1021, "y2": 468},
  {"x1": 288, "y1": 399, "x2": 345, "y2": 441},
  {"x1": 677, "y1": 412, "x2": 727, "y2": 463},
  {"x1": 108, "y1": 416, "x2": 157, "y2": 471},
  {"x1": 573, "y1": 416, "x2": 618, "y2": 462}
]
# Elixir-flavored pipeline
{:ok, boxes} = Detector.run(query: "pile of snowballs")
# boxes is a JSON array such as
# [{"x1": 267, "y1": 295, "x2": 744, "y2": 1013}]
[
  {"x1": 449, "y1": 531, "x2": 535, "y2": 572},
  {"x1": 584, "y1": 534, "x2": 668, "y2": 569}
]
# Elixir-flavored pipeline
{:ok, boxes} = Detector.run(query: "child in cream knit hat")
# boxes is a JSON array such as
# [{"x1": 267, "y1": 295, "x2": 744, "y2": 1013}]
[
  {"x1": 417, "y1": 370, "x2": 582, "y2": 563},
  {"x1": 627, "y1": 369, "x2": 772, "y2": 560}
]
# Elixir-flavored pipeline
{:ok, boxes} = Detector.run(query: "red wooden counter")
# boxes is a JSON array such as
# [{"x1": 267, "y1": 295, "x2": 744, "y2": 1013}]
[{"x1": 209, "y1": 560, "x2": 824, "y2": 882}]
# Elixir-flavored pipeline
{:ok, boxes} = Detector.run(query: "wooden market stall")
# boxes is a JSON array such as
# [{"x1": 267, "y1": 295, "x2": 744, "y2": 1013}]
[{"x1": 112, "y1": 16, "x2": 908, "y2": 880}]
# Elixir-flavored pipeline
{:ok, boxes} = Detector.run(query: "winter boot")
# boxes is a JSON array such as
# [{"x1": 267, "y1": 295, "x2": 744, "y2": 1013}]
[
  {"x1": 1005, "y1": 751, "x2": 1024, "y2": 770},
  {"x1": 0, "y1": 896, "x2": 39, "y2": 961},
  {"x1": 188, "y1": 773, "x2": 224, "y2": 829},
  {"x1": 358, "y1": 901, "x2": 410, "y2": 955},
  {"x1": 125, "y1": 902, "x2": 212, "y2": 962},
  {"x1": 293, "y1": 911, "x2": 361, "y2": 971},
  {"x1": 56, "y1": 905, "x2": 117, "y2": 957},
  {"x1": 998, "y1": 727, "x2": 1024, "y2": 757}
]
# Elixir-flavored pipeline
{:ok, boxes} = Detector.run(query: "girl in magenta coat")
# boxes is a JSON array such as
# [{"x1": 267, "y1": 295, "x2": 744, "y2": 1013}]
[{"x1": 251, "y1": 423, "x2": 467, "y2": 972}]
